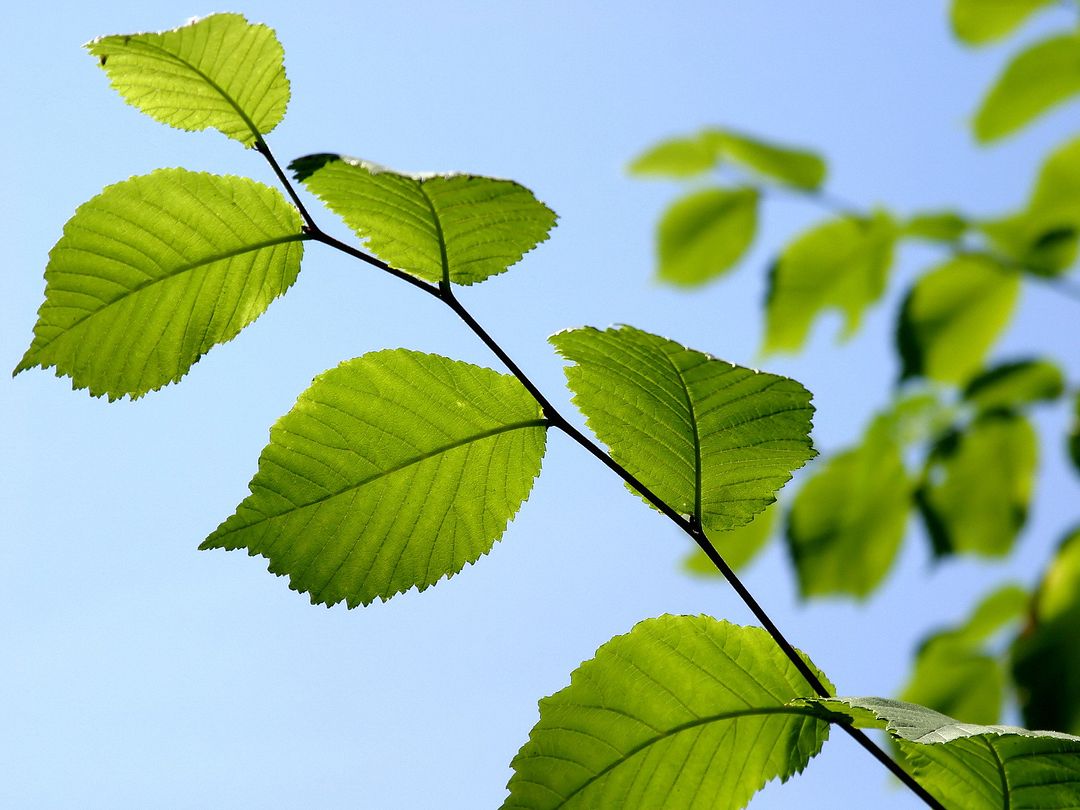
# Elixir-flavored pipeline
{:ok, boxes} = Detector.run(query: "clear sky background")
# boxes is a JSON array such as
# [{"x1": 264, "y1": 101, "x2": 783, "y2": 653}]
[{"x1": 5, "y1": 2, "x2": 1080, "y2": 808}]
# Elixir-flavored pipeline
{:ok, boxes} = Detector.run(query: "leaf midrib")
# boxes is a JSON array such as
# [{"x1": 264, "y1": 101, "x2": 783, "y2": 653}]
[
  {"x1": 109, "y1": 36, "x2": 265, "y2": 142},
  {"x1": 542, "y1": 704, "x2": 823, "y2": 808},
  {"x1": 205, "y1": 417, "x2": 550, "y2": 543},
  {"x1": 25, "y1": 232, "x2": 306, "y2": 359}
]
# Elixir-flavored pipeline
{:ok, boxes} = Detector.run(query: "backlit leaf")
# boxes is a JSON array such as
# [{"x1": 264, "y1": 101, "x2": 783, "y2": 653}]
[
  {"x1": 973, "y1": 33, "x2": 1080, "y2": 143},
  {"x1": 918, "y1": 412, "x2": 1036, "y2": 557},
  {"x1": 900, "y1": 583, "x2": 1027, "y2": 726},
  {"x1": 715, "y1": 130, "x2": 826, "y2": 191},
  {"x1": 951, "y1": 0, "x2": 1054, "y2": 46},
  {"x1": 902, "y1": 210, "x2": 969, "y2": 243},
  {"x1": 682, "y1": 503, "x2": 776, "y2": 575},
  {"x1": 87, "y1": 13, "x2": 289, "y2": 145},
  {"x1": 763, "y1": 212, "x2": 897, "y2": 354},
  {"x1": 1071, "y1": 392, "x2": 1080, "y2": 473},
  {"x1": 550, "y1": 326, "x2": 815, "y2": 534},
  {"x1": 963, "y1": 358, "x2": 1065, "y2": 411},
  {"x1": 807, "y1": 697, "x2": 1080, "y2": 809},
  {"x1": 201, "y1": 350, "x2": 548, "y2": 607},
  {"x1": 786, "y1": 417, "x2": 911, "y2": 599},
  {"x1": 897, "y1": 255, "x2": 1020, "y2": 385},
  {"x1": 627, "y1": 132, "x2": 721, "y2": 179},
  {"x1": 290, "y1": 154, "x2": 556, "y2": 286},
  {"x1": 983, "y1": 136, "x2": 1080, "y2": 276},
  {"x1": 1013, "y1": 527, "x2": 1080, "y2": 734},
  {"x1": 656, "y1": 187, "x2": 758, "y2": 285},
  {"x1": 15, "y1": 169, "x2": 304, "y2": 399},
  {"x1": 504, "y1": 616, "x2": 832, "y2": 810}
]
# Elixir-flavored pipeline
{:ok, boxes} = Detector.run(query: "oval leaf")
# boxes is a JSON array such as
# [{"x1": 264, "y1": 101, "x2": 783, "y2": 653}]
[
  {"x1": 897, "y1": 255, "x2": 1020, "y2": 385},
  {"x1": 627, "y1": 132, "x2": 721, "y2": 179},
  {"x1": 86, "y1": 13, "x2": 289, "y2": 145},
  {"x1": 950, "y1": 0, "x2": 1054, "y2": 46},
  {"x1": 15, "y1": 169, "x2": 305, "y2": 399},
  {"x1": 1013, "y1": 527, "x2": 1080, "y2": 734},
  {"x1": 963, "y1": 358, "x2": 1065, "y2": 411},
  {"x1": 918, "y1": 412, "x2": 1037, "y2": 557},
  {"x1": 807, "y1": 697, "x2": 1080, "y2": 810},
  {"x1": 290, "y1": 154, "x2": 556, "y2": 286},
  {"x1": 550, "y1": 326, "x2": 815, "y2": 533},
  {"x1": 504, "y1": 616, "x2": 832, "y2": 810},
  {"x1": 716, "y1": 130, "x2": 826, "y2": 191},
  {"x1": 657, "y1": 187, "x2": 758, "y2": 286},
  {"x1": 763, "y1": 211, "x2": 896, "y2": 354},
  {"x1": 973, "y1": 33, "x2": 1080, "y2": 143},
  {"x1": 201, "y1": 350, "x2": 549, "y2": 608},
  {"x1": 785, "y1": 417, "x2": 911, "y2": 599}
]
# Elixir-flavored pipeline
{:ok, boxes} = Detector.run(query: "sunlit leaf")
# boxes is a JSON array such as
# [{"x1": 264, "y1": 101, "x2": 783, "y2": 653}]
[
  {"x1": 1071, "y1": 392, "x2": 1080, "y2": 473},
  {"x1": 683, "y1": 503, "x2": 776, "y2": 575},
  {"x1": 897, "y1": 255, "x2": 1020, "y2": 385},
  {"x1": 656, "y1": 187, "x2": 758, "y2": 286},
  {"x1": 551, "y1": 326, "x2": 815, "y2": 534},
  {"x1": 15, "y1": 169, "x2": 304, "y2": 399},
  {"x1": 201, "y1": 350, "x2": 548, "y2": 607},
  {"x1": 963, "y1": 358, "x2": 1065, "y2": 411},
  {"x1": 715, "y1": 131, "x2": 826, "y2": 190},
  {"x1": 918, "y1": 412, "x2": 1036, "y2": 557},
  {"x1": 900, "y1": 583, "x2": 1027, "y2": 726},
  {"x1": 1013, "y1": 527, "x2": 1080, "y2": 734},
  {"x1": 950, "y1": 0, "x2": 1054, "y2": 46},
  {"x1": 627, "y1": 132, "x2": 721, "y2": 179},
  {"x1": 290, "y1": 154, "x2": 556, "y2": 286},
  {"x1": 973, "y1": 33, "x2": 1080, "y2": 143},
  {"x1": 807, "y1": 697, "x2": 1080, "y2": 809},
  {"x1": 785, "y1": 417, "x2": 910, "y2": 599},
  {"x1": 902, "y1": 210, "x2": 968, "y2": 243},
  {"x1": 504, "y1": 616, "x2": 832, "y2": 810},
  {"x1": 983, "y1": 136, "x2": 1080, "y2": 276},
  {"x1": 87, "y1": 13, "x2": 289, "y2": 145},
  {"x1": 763, "y1": 212, "x2": 897, "y2": 354}
]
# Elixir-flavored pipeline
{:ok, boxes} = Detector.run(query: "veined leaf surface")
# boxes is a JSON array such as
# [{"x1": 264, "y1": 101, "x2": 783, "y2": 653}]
[
  {"x1": 15, "y1": 169, "x2": 304, "y2": 399},
  {"x1": 504, "y1": 616, "x2": 832, "y2": 810},
  {"x1": 291, "y1": 154, "x2": 556, "y2": 285},
  {"x1": 763, "y1": 212, "x2": 896, "y2": 354},
  {"x1": 202, "y1": 350, "x2": 548, "y2": 608},
  {"x1": 656, "y1": 187, "x2": 758, "y2": 286},
  {"x1": 551, "y1": 326, "x2": 815, "y2": 533},
  {"x1": 807, "y1": 697, "x2": 1080, "y2": 809},
  {"x1": 683, "y1": 503, "x2": 776, "y2": 575},
  {"x1": 897, "y1": 255, "x2": 1020, "y2": 385},
  {"x1": 974, "y1": 33, "x2": 1080, "y2": 143},
  {"x1": 87, "y1": 13, "x2": 289, "y2": 145}
]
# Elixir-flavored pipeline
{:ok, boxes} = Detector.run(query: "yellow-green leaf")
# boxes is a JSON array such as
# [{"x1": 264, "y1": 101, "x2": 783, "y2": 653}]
[
  {"x1": 656, "y1": 187, "x2": 758, "y2": 286},
  {"x1": 951, "y1": 0, "x2": 1054, "y2": 46}
]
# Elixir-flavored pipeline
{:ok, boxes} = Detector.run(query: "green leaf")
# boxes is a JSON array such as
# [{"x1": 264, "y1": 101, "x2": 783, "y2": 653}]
[
  {"x1": 763, "y1": 212, "x2": 897, "y2": 354},
  {"x1": 1013, "y1": 527, "x2": 1080, "y2": 734},
  {"x1": 656, "y1": 187, "x2": 758, "y2": 286},
  {"x1": 627, "y1": 133, "x2": 721, "y2": 179},
  {"x1": 785, "y1": 417, "x2": 911, "y2": 599},
  {"x1": 897, "y1": 255, "x2": 1020, "y2": 385},
  {"x1": 983, "y1": 136, "x2": 1080, "y2": 276},
  {"x1": 902, "y1": 210, "x2": 969, "y2": 243},
  {"x1": 950, "y1": 0, "x2": 1054, "y2": 46},
  {"x1": 201, "y1": 350, "x2": 548, "y2": 607},
  {"x1": 900, "y1": 583, "x2": 1028, "y2": 726},
  {"x1": 550, "y1": 326, "x2": 815, "y2": 533},
  {"x1": 504, "y1": 616, "x2": 832, "y2": 810},
  {"x1": 15, "y1": 169, "x2": 304, "y2": 399},
  {"x1": 290, "y1": 154, "x2": 556, "y2": 286},
  {"x1": 715, "y1": 130, "x2": 826, "y2": 191},
  {"x1": 1071, "y1": 392, "x2": 1080, "y2": 473},
  {"x1": 963, "y1": 358, "x2": 1065, "y2": 411},
  {"x1": 918, "y1": 412, "x2": 1037, "y2": 557},
  {"x1": 973, "y1": 33, "x2": 1080, "y2": 143},
  {"x1": 806, "y1": 697, "x2": 1080, "y2": 809},
  {"x1": 86, "y1": 13, "x2": 289, "y2": 146},
  {"x1": 682, "y1": 503, "x2": 776, "y2": 575}
]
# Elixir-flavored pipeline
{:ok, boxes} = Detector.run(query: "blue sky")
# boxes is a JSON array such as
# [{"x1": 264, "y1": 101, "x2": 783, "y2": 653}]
[{"x1": 5, "y1": 2, "x2": 1080, "y2": 807}]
